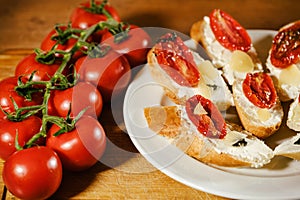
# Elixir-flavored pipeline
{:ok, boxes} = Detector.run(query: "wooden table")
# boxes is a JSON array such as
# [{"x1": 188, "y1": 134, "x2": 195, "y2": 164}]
[{"x1": 0, "y1": 0, "x2": 299, "y2": 199}]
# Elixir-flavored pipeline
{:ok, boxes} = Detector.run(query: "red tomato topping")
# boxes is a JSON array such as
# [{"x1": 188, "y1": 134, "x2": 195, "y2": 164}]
[
  {"x1": 153, "y1": 32, "x2": 201, "y2": 87},
  {"x1": 185, "y1": 95, "x2": 227, "y2": 139},
  {"x1": 270, "y1": 21, "x2": 300, "y2": 68},
  {"x1": 242, "y1": 72, "x2": 277, "y2": 108},
  {"x1": 209, "y1": 9, "x2": 251, "y2": 52}
]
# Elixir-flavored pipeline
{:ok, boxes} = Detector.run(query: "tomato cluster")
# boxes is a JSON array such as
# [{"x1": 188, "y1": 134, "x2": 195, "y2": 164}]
[{"x1": 0, "y1": 1, "x2": 151, "y2": 199}]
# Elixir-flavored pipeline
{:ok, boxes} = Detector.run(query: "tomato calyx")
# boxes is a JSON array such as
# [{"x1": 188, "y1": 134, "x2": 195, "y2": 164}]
[
  {"x1": 153, "y1": 32, "x2": 201, "y2": 87},
  {"x1": 0, "y1": 98, "x2": 42, "y2": 122},
  {"x1": 88, "y1": 44, "x2": 111, "y2": 58},
  {"x1": 83, "y1": 0, "x2": 112, "y2": 18},
  {"x1": 51, "y1": 24, "x2": 82, "y2": 45},
  {"x1": 185, "y1": 95, "x2": 227, "y2": 139},
  {"x1": 242, "y1": 72, "x2": 277, "y2": 108}
]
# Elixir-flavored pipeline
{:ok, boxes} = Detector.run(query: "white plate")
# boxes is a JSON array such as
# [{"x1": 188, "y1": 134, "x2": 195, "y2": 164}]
[{"x1": 123, "y1": 30, "x2": 300, "y2": 200}]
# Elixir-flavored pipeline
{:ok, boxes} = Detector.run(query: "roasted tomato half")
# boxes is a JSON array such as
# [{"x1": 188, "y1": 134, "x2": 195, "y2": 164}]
[
  {"x1": 153, "y1": 32, "x2": 200, "y2": 87},
  {"x1": 270, "y1": 20, "x2": 300, "y2": 68},
  {"x1": 242, "y1": 72, "x2": 277, "y2": 108},
  {"x1": 185, "y1": 95, "x2": 227, "y2": 139},
  {"x1": 209, "y1": 9, "x2": 251, "y2": 52}
]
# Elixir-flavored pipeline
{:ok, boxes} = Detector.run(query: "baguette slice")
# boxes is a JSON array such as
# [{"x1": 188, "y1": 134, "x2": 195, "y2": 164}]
[
  {"x1": 265, "y1": 20, "x2": 300, "y2": 102},
  {"x1": 287, "y1": 94, "x2": 300, "y2": 131},
  {"x1": 147, "y1": 33, "x2": 233, "y2": 111},
  {"x1": 274, "y1": 133, "x2": 300, "y2": 160},
  {"x1": 190, "y1": 11, "x2": 263, "y2": 85},
  {"x1": 232, "y1": 72, "x2": 284, "y2": 139},
  {"x1": 144, "y1": 105, "x2": 274, "y2": 168}
]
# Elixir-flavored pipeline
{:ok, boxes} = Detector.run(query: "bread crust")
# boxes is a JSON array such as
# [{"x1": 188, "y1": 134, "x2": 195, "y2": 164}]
[
  {"x1": 144, "y1": 105, "x2": 272, "y2": 167},
  {"x1": 190, "y1": 20, "x2": 213, "y2": 61},
  {"x1": 147, "y1": 45, "x2": 233, "y2": 110},
  {"x1": 232, "y1": 80, "x2": 283, "y2": 139}
]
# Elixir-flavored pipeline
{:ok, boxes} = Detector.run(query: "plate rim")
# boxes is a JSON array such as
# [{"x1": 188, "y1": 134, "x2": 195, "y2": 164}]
[{"x1": 123, "y1": 29, "x2": 300, "y2": 200}]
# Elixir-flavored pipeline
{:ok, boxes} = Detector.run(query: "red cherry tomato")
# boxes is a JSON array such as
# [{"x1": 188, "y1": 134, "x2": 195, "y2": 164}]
[
  {"x1": 15, "y1": 53, "x2": 62, "y2": 81},
  {"x1": 0, "y1": 76, "x2": 42, "y2": 118},
  {"x1": 185, "y1": 95, "x2": 227, "y2": 139},
  {"x1": 75, "y1": 48, "x2": 131, "y2": 102},
  {"x1": 70, "y1": 1, "x2": 121, "y2": 29},
  {"x1": 153, "y1": 32, "x2": 201, "y2": 87},
  {"x1": 40, "y1": 25, "x2": 88, "y2": 60},
  {"x1": 52, "y1": 82, "x2": 103, "y2": 118},
  {"x1": 242, "y1": 72, "x2": 277, "y2": 108},
  {"x1": 0, "y1": 116, "x2": 42, "y2": 160},
  {"x1": 101, "y1": 24, "x2": 151, "y2": 67},
  {"x1": 209, "y1": 9, "x2": 251, "y2": 52},
  {"x1": 2, "y1": 146, "x2": 62, "y2": 200},
  {"x1": 46, "y1": 116, "x2": 106, "y2": 171},
  {"x1": 270, "y1": 20, "x2": 300, "y2": 68}
]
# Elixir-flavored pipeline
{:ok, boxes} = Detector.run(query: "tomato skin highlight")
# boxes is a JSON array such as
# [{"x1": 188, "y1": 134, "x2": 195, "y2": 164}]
[
  {"x1": 0, "y1": 76, "x2": 42, "y2": 118},
  {"x1": 153, "y1": 33, "x2": 201, "y2": 87},
  {"x1": 52, "y1": 81, "x2": 103, "y2": 118},
  {"x1": 15, "y1": 53, "x2": 62, "y2": 82},
  {"x1": 209, "y1": 9, "x2": 251, "y2": 52},
  {"x1": 70, "y1": 1, "x2": 121, "y2": 29},
  {"x1": 185, "y1": 95, "x2": 227, "y2": 139},
  {"x1": 242, "y1": 72, "x2": 277, "y2": 108},
  {"x1": 270, "y1": 21, "x2": 300, "y2": 68},
  {"x1": 0, "y1": 116, "x2": 42, "y2": 160},
  {"x1": 2, "y1": 146, "x2": 62, "y2": 200},
  {"x1": 46, "y1": 116, "x2": 106, "y2": 171},
  {"x1": 75, "y1": 50, "x2": 131, "y2": 102},
  {"x1": 101, "y1": 25, "x2": 152, "y2": 68}
]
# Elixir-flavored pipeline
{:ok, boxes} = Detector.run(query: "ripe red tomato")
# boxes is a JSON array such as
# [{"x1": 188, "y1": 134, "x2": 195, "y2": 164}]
[
  {"x1": 209, "y1": 9, "x2": 251, "y2": 52},
  {"x1": 75, "y1": 49, "x2": 131, "y2": 102},
  {"x1": 101, "y1": 24, "x2": 151, "y2": 67},
  {"x1": 70, "y1": 1, "x2": 121, "y2": 29},
  {"x1": 0, "y1": 76, "x2": 42, "y2": 118},
  {"x1": 2, "y1": 146, "x2": 62, "y2": 200},
  {"x1": 153, "y1": 32, "x2": 201, "y2": 87},
  {"x1": 46, "y1": 116, "x2": 106, "y2": 171},
  {"x1": 40, "y1": 25, "x2": 85, "y2": 60},
  {"x1": 185, "y1": 95, "x2": 227, "y2": 139},
  {"x1": 52, "y1": 81, "x2": 103, "y2": 118},
  {"x1": 15, "y1": 53, "x2": 62, "y2": 82},
  {"x1": 242, "y1": 72, "x2": 277, "y2": 108},
  {"x1": 0, "y1": 116, "x2": 42, "y2": 160},
  {"x1": 270, "y1": 20, "x2": 300, "y2": 68}
]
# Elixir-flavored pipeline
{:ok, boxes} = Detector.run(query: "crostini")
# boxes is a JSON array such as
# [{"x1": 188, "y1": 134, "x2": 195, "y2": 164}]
[
  {"x1": 147, "y1": 32, "x2": 233, "y2": 111},
  {"x1": 144, "y1": 94, "x2": 274, "y2": 168},
  {"x1": 232, "y1": 72, "x2": 284, "y2": 139},
  {"x1": 274, "y1": 133, "x2": 300, "y2": 160},
  {"x1": 190, "y1": 9, "x2": 263, "y2": 85},
  {"x1": 265, "y1": 20, "x2": 300, "y2": 102}
]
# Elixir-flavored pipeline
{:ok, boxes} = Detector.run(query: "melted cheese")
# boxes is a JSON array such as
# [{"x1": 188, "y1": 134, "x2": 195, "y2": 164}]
[
  {"x1": 257, "y1": 108, "x2": 271, "y2": 122},
  {"x1": 198, "y1": 60, "x2": 219, "y2": 79},
  {"x1": 279, "y1": 64, "x2": 300, "y2": 86},
  {"x1": 229, "y1": 50, "x2": 254, "y2": 73},
  {"x1": 193, "y1": 103, "x2": 207, "y2": 115}
]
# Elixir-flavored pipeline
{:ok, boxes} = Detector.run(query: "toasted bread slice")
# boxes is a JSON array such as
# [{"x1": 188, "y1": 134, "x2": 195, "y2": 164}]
[
  {"x1": 274, "y1": 133, "x2": 300, "y2": 160},
  {"x1": 232, "y1": 73, "x2": 284, "y2": 139},
  {"x1": 147, "y1": 33, "x2": 233, "y2": 111},
  {"x1": 190, "y1": 17, "x2": 263, "y2": 85},
  {"x1": 265, "y1": 20, "x2": 300, "y2": 102},
  {"x1": 144, "y1": 105, "x2": 274, "y2": 168}
]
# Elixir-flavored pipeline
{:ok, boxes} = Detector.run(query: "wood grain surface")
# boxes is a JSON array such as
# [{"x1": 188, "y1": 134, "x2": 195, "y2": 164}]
[{"x1": 0, "y1": 0, "x2": 299, "y2": 199}]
